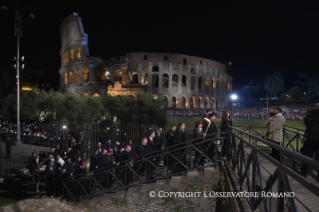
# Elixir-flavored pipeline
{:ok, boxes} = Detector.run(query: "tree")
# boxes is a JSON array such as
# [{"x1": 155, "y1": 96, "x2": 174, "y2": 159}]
[
  {"x1": 287, "y1": 87, "x2": 303, "y2": 101},
  {"x1": 263, "y1": 72, "x2": 285, "y2": 97}
]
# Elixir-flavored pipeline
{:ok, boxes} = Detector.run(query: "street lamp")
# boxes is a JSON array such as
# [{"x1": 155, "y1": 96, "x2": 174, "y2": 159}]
[
  {"x1": 1, "y1": 1, "x2": 34, "y2": 145},
  {"x1": 230, "y1": 94, "x2": 238, "y2": 118}
]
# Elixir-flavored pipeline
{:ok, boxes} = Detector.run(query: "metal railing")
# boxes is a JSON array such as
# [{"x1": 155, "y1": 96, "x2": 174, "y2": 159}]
[
  {"x1": 61, "y1": 134, "x2": 226, "y2": 202},
  {"x1": 226, "y1": 126, "x2": 319, "y2": 212}
]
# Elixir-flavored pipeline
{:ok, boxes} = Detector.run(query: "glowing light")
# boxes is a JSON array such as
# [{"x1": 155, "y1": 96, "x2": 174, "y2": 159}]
[
  {"x1": 231, "y1": 94, "x2": 237, "y2": 100},
  {"x1": 228, "y1": 61, "x2": 232, "y2": 65}
]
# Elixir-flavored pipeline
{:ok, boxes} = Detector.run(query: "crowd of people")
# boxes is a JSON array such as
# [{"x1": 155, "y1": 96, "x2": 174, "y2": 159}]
[
  {"x1": 166, "y1": 107, "x2": 308, "y2": 121},
  {"x1": 15, "y1": 103, "x2": 319, "y2": 198}
]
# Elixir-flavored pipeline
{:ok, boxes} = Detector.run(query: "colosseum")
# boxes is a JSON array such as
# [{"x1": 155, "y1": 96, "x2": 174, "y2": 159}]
[{"x1": 59, "y1": 13, "x2": 233, "y2": 109}]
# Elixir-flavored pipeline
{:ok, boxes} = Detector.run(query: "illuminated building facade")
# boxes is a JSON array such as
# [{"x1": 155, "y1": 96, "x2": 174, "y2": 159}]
[{"x1": 59, "y1": 13, "x2": 233, "y2": 109}]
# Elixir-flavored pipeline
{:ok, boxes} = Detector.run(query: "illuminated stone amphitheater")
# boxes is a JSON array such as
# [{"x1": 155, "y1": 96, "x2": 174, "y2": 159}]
[{"x1": 59, "y1": 13, "x2": 233, "y2": 109}]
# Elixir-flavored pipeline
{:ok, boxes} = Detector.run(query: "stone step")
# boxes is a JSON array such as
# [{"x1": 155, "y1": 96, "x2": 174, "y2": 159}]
[{"x1": 17, "y1": 168, "x2": 29, "y2": 176}]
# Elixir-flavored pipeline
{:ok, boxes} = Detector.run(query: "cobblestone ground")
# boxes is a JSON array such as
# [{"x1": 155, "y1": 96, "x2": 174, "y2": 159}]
[{"x1": 76, "y1": 170, "x2": 220, "y2": 212}]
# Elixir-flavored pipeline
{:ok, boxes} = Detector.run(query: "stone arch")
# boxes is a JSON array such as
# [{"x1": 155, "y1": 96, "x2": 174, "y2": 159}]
[
  {"x1": 162, "y1": 74, "x2": 169, "y2": 88},
  {"x1": 190, "y1": 76, "x2": 195, "y2": 90},
  {"x1": 83, "y1": 93, "x2": 89, "y2": 96},
  {"x1": 152, "y1": 74, "x2": 159, "y2": 88},
  {"x1": 212, "y1": 78, "x2": 216, "y2": 89},
  {"x1": 93, "y1": 93, "x2": 99, "y2": 97},
  {"x1": 205, "y1": 97, "x2": 209, "y2": 108},
  {"x1": 172, "y1": 74, "x2": 178, "y2": 86},
  {"x1": 129, "y1": 95, "x2": 135, "y2": 99},
  {"x1": 69, "y1": 71, "x2": 73, "y2": 84},
  {"x1": 181, "y1": 96, "x2": 188, "y2": 108},
  {"x1": 115, "y1": 70, "x2": 122, "y2": 82},
  {"x1": 75, "y1": 68, "x2": 80, "y2": 83},
  {"x1": 104, "y1": 71, "x2": 111, "y2": 81},
  {"x1": 162, "y1": 95, "x2": 169, "y2": 108},
  {"x1": 198, "y1": 97, "x2": 203, "y2": 108},
  {"x1": 190, "y1": 68, "x2": 195, "y2": 74},
  {"x1": 141, "y1": 72, "x2": 149, "y2": 84},
  {"x1": 198, "y1": 77, "x2": 202, "y2": 90},
  {"x1": 190, "y1": 96, "x2": 195, "y2": 108},
  {"x1": 152, "y1": 66, "x2": 159, "y2": 72},
  {"x1": 172, "y1": 96, "x2": 178, "y2": 108},
  {"x1": 132, "y1": 73, "x2": 138, "y2": 83},
  {"x1": 211, "y1": 97, "x2": 215, "y2": 109},
  {"x1": 65, "y1": 51, "x2": 69, "y2": 63},
  {"x1": 205, "y1": 77, "x2": 210, "y2": 89},
  {"x1": 182, "y1": 75, "x2": 187, "y2": 86}
]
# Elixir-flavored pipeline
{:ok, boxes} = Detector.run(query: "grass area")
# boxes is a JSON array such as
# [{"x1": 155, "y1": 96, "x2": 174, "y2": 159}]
[
  {"x1": 0, "y1": 175, "x2": 47, "y2": 207},
  {"x1": 166, "y1": 117, "x2": 305, "y2": 132}
]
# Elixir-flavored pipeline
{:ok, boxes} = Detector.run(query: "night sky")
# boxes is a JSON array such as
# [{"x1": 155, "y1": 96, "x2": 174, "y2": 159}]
[{"x1": 1, "y1": 0, "x2": 319, "y2": 91}]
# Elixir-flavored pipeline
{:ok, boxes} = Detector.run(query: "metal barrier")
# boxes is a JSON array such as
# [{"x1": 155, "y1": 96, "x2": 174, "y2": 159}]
[
  {"x1": 226, "y1": 126, "x2": 319, "y2": 212},
  {"x1": 61, "y1": 134, "x2": 226, "y2": 202}
]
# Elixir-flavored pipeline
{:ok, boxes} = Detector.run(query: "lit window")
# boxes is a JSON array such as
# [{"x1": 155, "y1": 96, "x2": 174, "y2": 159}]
[
  {"x1": 64, "y1": 73, "x2": 67, "y2": 85},
  {"x1": 65, "y1": 52, "x2": 69, "y2": 63},
  {"x1": 70, "y1": 49, "x2": 74, "y2": 61},
  {"x1": 69, "y1": 71, "x2": 73, "y2": 84},
  {"x1": 76, "y1": 46, "x2": 81, "y2": 59},
  {"x1": 83, "y1": 69, "x2": 89, "y2": 82},
  {"x1": 212, "y1": 78, "x2": 216, "y2": 89}
]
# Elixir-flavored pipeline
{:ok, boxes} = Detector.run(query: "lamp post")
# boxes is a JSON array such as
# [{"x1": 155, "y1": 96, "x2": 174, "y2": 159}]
[
  {"x1": 1, "y1": 1, "x2": 34, "y2": 145},
  {"x1": 230, "y1": 94, "x2": 237, "y2": 118}
]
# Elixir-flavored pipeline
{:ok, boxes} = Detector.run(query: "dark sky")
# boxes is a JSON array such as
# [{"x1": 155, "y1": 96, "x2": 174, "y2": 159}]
[{"x1": 1, "y1": 0, "x2": 319, "y2": 91}]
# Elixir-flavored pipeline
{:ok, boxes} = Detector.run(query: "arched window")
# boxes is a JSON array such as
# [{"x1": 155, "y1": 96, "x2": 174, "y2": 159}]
[
  {"x1": 198, "y1": 77, "x2": 202, "y2": 90},
  {"x1": 191, "y1": 76, "x2": 195, "y2": 90},
  {"x1": 142, "y1": 73, "x2": 149, "y2": 84},
  {"x1": 190, "y1": 68, "x2": 194, "y2": 74},
  {"x1": 152, "y1": 74, "x2": 159, "y2": 88},
  {"x1": 212, "y1": 78, "x2": 216, "y2": 89},
  {"x1": 162, "y1": 96, "x2": 168, "y2": 107},
  {"x1": 172, "y1": 74, "x2": 178, "y2": 86},
  {"x1": 75, "y1": 68, "x2": 80, "y2": 83},
  {"x1": 198, "y1": 97, "x2": 203, "y2": 108},
  {"x1": 181, "y1": 96, "x2": 187, "y2": 108},
  {"x1": 152, "y1": 66, "x2": 159, "y2": 72},
  {"x1": 132, "y1": 74, "x2": 138, "y2": 83},
  {"x1": 70, "y1": 49, "x2": 74, "y2": 61},
  {"x1": 62, "y1": 53, "x2": 66, "y2": 63},
  {"x1": 205, "y1": 77, "x2": 210, "y2": 88},
  {"x1": 69, "y1": 71, "x2": 73, "y2": 84},
  {"x1": 76, "y1": 46, "x2": 81, "y2": 59},
  {"x1": 93, "y1": 93, "x2": 99, "y2": 97},
  {"x1": 190, "y1": 97, "x2": 194, "y2": 108},
  {"x1": 83, "y1": 69, "x2": 89, "y2": 82},
  {"x1": 83, "y1": 93, "x2": 89, "y2": 96},
  {"x1": 115, "y1": 71, "x2": 122, "y2": 82},
  {"x1": 172, "y1": 97, "x2": 177, "y2": 108},
  {"x1": 64, "y1": 72, "x2": 67, "y2": 85},
  {"x1": 182, "y1": 75, "x2": 187, "y2": 86},
  {"x1": 65, "y1": 52, "x2": 69, "y2": 63},
  {"x1": 162, "y1": 74, "x2": 169, "y2": 88}
]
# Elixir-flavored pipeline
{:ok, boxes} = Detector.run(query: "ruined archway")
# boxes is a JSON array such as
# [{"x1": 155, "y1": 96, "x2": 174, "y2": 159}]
[
  {"x1": 182, "y1": 75, "x2": 187, "y2": 86},
  {"x1": 205, "y1": 77, "x2": 210, "y2": 89},
  {"x1": 152, "y1": 74, "x2": 159, "y2": 88},
  {"x1": 198, "y1": 77, "x2": 202, "y2": 90},
  {"x1": 162, "y1": 74, "x2": 169, "y2": 88},
  {"x1": 132, "y1": 74, "x2": 138, "y2": 83},
  {"x1": 181, "y1": 96, "x2": 188, "y2": 108},
  {"x1": 162, "y1": 95, "x2": 168, "y2": 108},
  {"x1": 198, "y1": 97, "x2": 203, "y2": 108},
  {"x1": 191, "y1": 76, "x2": 195, "y2": 90},
  {"x1": 190, "y1": 97, "x2": 195, "y2": 108},
  {"x1": 172, "y1": 96, "x2": 178, "y2": 108},
  {"x1": 141, "y1": 72, "x2": 149, "y2": 85},
  {"x1": 172, "y1": 74, "x2": 178, "y2": 86}
]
